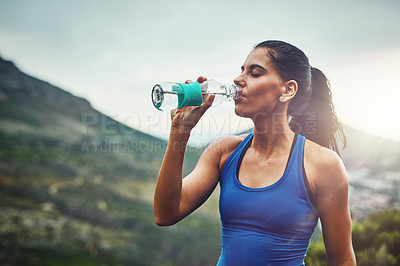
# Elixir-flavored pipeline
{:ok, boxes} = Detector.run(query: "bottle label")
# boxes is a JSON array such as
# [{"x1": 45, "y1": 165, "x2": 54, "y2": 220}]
[{"x1": 176, "y1": 82, "x2": 203, "y2": 108}]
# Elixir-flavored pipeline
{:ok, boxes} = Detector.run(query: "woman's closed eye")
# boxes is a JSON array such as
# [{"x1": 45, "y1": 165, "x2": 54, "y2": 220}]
[{"x1": 240, "y1": 65, "x2": 263, "y2": 77}]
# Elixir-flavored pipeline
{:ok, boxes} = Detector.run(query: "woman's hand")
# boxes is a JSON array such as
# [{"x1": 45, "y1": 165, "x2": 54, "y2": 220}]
[{"x1": 170, "y1": 76, "x2": 215, "y2": 134}]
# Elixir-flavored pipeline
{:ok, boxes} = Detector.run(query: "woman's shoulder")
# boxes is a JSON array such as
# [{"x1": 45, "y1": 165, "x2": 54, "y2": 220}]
[
  {"x1": 211, "y1": 133, "x2": 248, "y2": 147},
  {"x1": 207, "y1": 134, "x2": 248, "y2": 156},
  {"x1": 304, "y1": 139, "x2": 348, "y2": 192},
  {"x1": 205, "y1": 134, "x2": 249, "y2": 171},
  {"x1": 304, "y1": 139, "x2": 343, "y2": 168}
]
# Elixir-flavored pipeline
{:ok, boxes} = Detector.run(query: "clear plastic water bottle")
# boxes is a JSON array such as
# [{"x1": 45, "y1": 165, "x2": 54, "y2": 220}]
[{"x1": 151, "y1": 79, "x2": 241, "y2": 111}]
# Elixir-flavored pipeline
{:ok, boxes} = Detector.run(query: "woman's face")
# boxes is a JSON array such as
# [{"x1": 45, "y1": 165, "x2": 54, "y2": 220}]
[{"x1": 233, "y1": 48, "x2": 285, "y2": 119}]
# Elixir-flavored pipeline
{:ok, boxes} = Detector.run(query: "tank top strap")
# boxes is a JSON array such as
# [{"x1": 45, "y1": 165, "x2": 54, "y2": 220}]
[
  {"x1": 293, "y1": 134, "x2": 317, "y2": 212},
  {"x1": 221, "y1": 132, "x2": 254, "y2": 177},
  {"x1": 293, "y1": 134, "x2": 306, "y2": 160},
  {"x1": 288, "y1": 134, "x2": 305, "y2": 179}
]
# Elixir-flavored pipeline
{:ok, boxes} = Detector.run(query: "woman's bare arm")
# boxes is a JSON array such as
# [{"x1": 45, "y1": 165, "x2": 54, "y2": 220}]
[
  {"x1": 154, "y1": 127, "x2": 223, "y2": 226},
  {"x1": 305, "y1": 143, "x2": 356, "y2": 265}
]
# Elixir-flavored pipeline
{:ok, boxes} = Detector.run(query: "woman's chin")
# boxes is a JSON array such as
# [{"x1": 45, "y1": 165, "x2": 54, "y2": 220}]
[{"x1": 234, "y1": 106, "x2": 249, "y2": 118}]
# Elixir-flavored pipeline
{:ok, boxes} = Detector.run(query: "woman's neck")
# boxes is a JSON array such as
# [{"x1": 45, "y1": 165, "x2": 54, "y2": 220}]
[{"x1": 251, "y1": 111, "x2": 295, "y2": 158}]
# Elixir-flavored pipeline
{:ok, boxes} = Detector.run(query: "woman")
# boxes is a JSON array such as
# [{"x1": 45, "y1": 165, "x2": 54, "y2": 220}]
[{"x1": 154, "y1": 40, "x2": 356, "y2": 265}]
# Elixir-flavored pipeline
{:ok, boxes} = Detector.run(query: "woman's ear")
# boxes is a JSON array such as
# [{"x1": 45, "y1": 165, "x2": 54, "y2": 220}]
[{"x1": 280, "y1": 80, "x2": 298, "y2": 102}]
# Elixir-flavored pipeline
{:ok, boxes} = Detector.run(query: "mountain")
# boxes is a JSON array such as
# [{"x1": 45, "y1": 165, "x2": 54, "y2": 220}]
[
  {"x1": 0, "y1": 57, "x2": 220, "y2": 266},
  {"x1": 339, "y1": 126, "x2": 399, "y2": 172},
  {"x1": 338, "y1": 126, "x2": 400, "y2": 220}
]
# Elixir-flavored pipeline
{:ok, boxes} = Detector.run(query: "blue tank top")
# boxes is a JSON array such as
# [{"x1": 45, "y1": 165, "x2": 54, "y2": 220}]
[{"x1": 218, "y1": 133, "x2": 318, "y2": 266}]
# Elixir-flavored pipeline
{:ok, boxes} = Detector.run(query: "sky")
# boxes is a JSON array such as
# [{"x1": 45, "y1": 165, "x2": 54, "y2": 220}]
[{"x1": 0, "y1": 0, "x2": 399, "y2": 145}]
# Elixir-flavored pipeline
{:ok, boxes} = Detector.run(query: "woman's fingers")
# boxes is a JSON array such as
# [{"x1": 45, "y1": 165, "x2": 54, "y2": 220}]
[
  {"x1": 186, "y1": 76, "x2": 207, "y2": 83},
  {"x1": 197, "y1": 76, "x2": 207, "y2": 83},
  {"x1": 194, "y1": 94, "x2": 215, "y2": 116},
  {"x1": 204, "y1": 94, "x2": 215, "y2": 106}
]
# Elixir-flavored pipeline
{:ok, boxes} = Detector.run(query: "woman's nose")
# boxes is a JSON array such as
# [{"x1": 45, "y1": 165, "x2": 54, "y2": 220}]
[{"x1": 234, "y1": 74, "x2": 245, "y2": 87}]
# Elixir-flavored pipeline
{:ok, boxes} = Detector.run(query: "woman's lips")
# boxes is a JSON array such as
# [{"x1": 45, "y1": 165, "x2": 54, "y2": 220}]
[
  {"x1": 234, "y1": 90, "x2": 244, "y2": 102},
  {"x1": 234, "y1": 96, "x2": 243, "y2": 101}
]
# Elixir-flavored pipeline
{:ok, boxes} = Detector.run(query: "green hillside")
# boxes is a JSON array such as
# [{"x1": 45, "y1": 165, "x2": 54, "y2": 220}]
[{"x1": 0, "y1": 57, "x2": 220, "y2": 266}]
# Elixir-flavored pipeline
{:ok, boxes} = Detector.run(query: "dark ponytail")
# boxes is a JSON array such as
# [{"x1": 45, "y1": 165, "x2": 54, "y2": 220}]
[
  {"x1": 255, "y1": 40, "x2": 346, "y2": 154},
  {"x1": 289, "y1": 67, "x2": 346, "y2": 154}
]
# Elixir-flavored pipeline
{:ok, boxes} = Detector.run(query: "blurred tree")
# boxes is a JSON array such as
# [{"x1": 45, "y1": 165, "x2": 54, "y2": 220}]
[{"x1": 306, "y1": 209, "x2": 400, "y2": 265}]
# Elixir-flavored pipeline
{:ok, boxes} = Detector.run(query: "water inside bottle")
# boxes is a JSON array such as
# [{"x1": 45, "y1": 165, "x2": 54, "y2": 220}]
[{"x1": 203, "y1": 92, "x2": 226, "y2": 106}]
